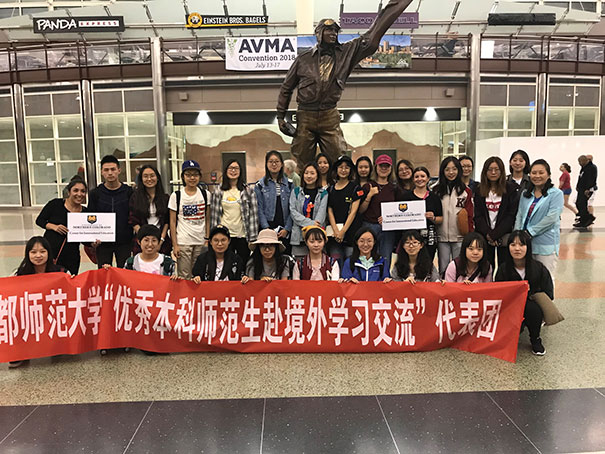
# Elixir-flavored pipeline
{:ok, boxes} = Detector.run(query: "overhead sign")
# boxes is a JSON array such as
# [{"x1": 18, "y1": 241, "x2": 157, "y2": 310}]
[
  {"x1": 33, "y1": 16, "x2": 125, "y2": 34},
  {"x1": 186, "y1": 14, "x2": 269, "y2": 29},
  {"x1": 226, "y1": 36, "x2": 297, "y2": 71},
  {"x1": 340, "y1": 12, "x2": 419, "y2": 29}
]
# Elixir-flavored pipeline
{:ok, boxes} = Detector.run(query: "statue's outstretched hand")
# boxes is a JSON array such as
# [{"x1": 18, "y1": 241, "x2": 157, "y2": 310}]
[{"x1": 278, "y1": 118, "x2": 296, "y2": 137}]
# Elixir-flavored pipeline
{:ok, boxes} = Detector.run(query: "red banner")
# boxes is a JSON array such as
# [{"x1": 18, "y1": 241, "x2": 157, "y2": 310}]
[{"x1": 0, "y1": 269, "x2": 528, "y2": 363}]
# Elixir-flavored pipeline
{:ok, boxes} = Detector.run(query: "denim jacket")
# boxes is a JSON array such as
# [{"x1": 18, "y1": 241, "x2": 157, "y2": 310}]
[
  {"x1": 289, "y1": 186, "x2": 328, "y2": 245},
  {"x1": 255, "y1": 176, "x2": 293, "y2": 233}
]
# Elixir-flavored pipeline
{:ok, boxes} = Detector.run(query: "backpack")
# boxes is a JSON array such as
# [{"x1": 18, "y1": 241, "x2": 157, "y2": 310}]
[{"x1": 125, "y1": 254, "x2": 174, "y2": 276}]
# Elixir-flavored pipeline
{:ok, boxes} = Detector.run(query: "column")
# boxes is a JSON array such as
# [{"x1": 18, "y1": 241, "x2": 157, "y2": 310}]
[
  {"x1": 536, "y1": 73, "x2": 547, "y2": 136},
  {"x1": 12, "y1": 83, "x2": 31, "y2": 207},
  {"x1": 467, "y1": 33, "x2": 481, "y2": 161},
  {"x1": 151, "y1": 37, "x2": 170, "y2": 185},
  {"x1": 81, "y1": 80, "x2": 98, "y2": 189}
]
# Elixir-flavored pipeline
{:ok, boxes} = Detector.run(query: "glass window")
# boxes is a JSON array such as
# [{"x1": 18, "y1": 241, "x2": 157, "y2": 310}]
[
  {"x1": 547, "y1": 130, "x2": 571, "y2": 136},
  {"x1": 24, "y1": 94, "x2": 52, "y2": 116},
  {"x1": 0, "y1": 141, "x2": 16, "y2": 161},
  {"x1": 547, "y1": 108, "x2": 572, "y2": 130},
  {"x1": 478, "y1": 131, "x2": 504, "y2": 140},
  {"x1": 480, "y1": 85, "x2": 507, "y2": 106},
  {"x1": 549, "y1": 86, "x2": 574, "y2": 107},
  {"x1": 98, "y1": 137, "x2": 126, "y2": 158},
  {"x1": 508, "y1": 108, "x2": 534, "y2": 130},
  {"x1": 96, "y1": 115, "x2": 125, "y2": 137},
  {"x1": 59, "y1": 162, "x2": 83, "y2": 184},
  {"x1": 507, "y1": 130, "x2": 533, "y2": 137},
  {"x1": 0, "y1": 97, "x2": 13, "y2": 117},
  {"x1": 57, "y1": 116, "x2": 82, "y2": 138},
  {"x1": 478, "y1": 108, "x2": 505, "y2": 130},
  {"x1": 58, "y1": 139, "x2": 84, "y2": 161},
  {"x1": 0, "y1": 118, "x2": 14, "y2": 140},
  {"x1": 0, "y1": 185, "x2": 21, "y2": 205},
  {"x1": 573, "y1": 130, "x2": 597, "y2": 136},
  {"x1": 509, "y1": 85, "x2": 536, "y2": 107},
  {"x1": 21, "y1": 7, "x2": 48, "y2": 15},
  {"x1": 94, "y1": 91, "x2": 123, "y2": 113},
  {"x1": 575, "y1": 86, "x2": 600, "y2": 107},
  {"x1": 128, "y1": 137, "x2": 155, "y2": 158},
  {"x1": 0, "y1": 163, "x2": 18, "y2": 184},
  {"x1": 31, "y1": 162, "x2": 57, "y2": 184},
  {"x1": 29, "y1": 140, "x2": 54, "y2": 161},
  {"x1": 27, "y1": 117, "x2": 53, "y2": 139},
  {"x1": 52, "y1": 92, "x2": 81, "y2": 115},
  {"x1": 124, "y1": 89, "x2": 153, "y2": 112},
  {"x1": 31, "y1": 185, "x2": 56, "y2": 206},
  {"x1": 127, "y1": 114, "x2": 155, "y2": 136},
  {"x1": 574, "y1": 108, "x2": 598, "y2": 130}
]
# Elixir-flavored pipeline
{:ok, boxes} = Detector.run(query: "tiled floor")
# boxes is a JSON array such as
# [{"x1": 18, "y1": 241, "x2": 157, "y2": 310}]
[
  {"x1": 1, "y1": 208, "x2": 604, "y2": 453},
  {"x1": 1, "y1": 390, "x2": 604, "y2": 453}
]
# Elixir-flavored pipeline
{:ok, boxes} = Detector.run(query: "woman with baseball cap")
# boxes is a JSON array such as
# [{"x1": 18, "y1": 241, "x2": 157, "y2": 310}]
[{"x1": 192, "y1": 225, "x2": 244, "y2": 282}]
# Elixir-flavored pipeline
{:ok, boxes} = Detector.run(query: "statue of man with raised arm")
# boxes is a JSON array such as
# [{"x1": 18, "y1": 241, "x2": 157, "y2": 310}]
[{"x1": 277, "y1": 0, "x2": 414, "y2": 166}]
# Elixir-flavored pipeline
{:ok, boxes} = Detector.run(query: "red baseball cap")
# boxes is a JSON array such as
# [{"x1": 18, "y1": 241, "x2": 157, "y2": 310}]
[{"x1": 375, "y1": 155, "x2": 393, "y2": 166}]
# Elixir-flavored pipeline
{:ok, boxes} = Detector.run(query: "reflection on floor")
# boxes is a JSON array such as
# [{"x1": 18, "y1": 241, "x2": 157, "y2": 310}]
[{"x1": 0, "y1": 208, "x2": 604, "y2": 452}]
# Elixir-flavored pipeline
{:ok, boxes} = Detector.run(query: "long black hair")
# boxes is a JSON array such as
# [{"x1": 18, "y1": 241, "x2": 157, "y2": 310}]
[
  {"x1": 16, "y1": 236, "x2": 62, "y2": 276},
  {"x1": 315, "y1": 152, "x2": 334, "y2": 186},
  {"x1": 301, "y1": 162, "x2": 320, "y2": 190},
  {"x1": 250, "y1": 244, "x2": 288, "y2": 280},
  {"x1": 355, "y1": 156, "x2": 373, "y2": 184},
  {"x1": 396, "y1": 159, "x2": 414, "y2": 191},
  {"x1": 433, "y1": 156, "x2": 466, "y2": 198},
  {"x1": 503, "y1": 230, "x2": 535, "y2": 277},
  {"x1": 220, "y1": 159, "x2": 246, "y2": 191},
  {"x1": 509, "y1": 149, "x2": 531, "y2": 175},
  {"x1": 349, "y1": 227, "x2": 381, "y2": 272},
  {"x1": 523, "y1": 159, "x2": 554, "y2": 198},
  {"x1": 132, "y1": 165, "x2": 168, "y2": 222},
  {"x1": 263, "y1": 150, "x2": 284, "y2": 184},
  {"x1": 395, "y1": 230, "x2": 432, "y2": 281},
  {"x1": 455, "y1": 232, "x2": 491, "y2": 279}
]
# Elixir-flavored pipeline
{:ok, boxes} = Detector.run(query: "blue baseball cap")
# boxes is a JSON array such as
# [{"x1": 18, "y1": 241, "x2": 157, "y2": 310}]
[{"x1": 181, "y1": 160, "x2": 201, "y2": 175}]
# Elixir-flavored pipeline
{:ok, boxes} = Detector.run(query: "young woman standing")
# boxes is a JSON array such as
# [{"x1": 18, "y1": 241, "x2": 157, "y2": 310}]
[{"x1": 210, "y1": 159, "x2": 259, "y2": 264}]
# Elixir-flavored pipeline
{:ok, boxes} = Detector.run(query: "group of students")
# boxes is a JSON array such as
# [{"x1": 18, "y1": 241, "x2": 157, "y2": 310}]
[{"x1": 11, "y1": 148, "x2": 565, "y2": 367}]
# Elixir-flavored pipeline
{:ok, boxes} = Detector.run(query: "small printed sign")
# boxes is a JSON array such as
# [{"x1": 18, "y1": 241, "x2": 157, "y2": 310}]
[
  {"x1": 33, "y1": 16, "x2": 125, "y2": 34},
  {"x1": 186, "y1": 14, "x2": 269, "y2": 29},
  {"x1": 381, "y1": 200, "x2": 427, "y2": 231},
  {"x1": 68, "y1": 212, "x2": 116, "y2": 242}
]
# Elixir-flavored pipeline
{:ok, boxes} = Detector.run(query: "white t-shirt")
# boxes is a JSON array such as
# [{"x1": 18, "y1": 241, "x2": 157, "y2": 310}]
[
  {"x1": 515, "y1": 267, "x2": 526, "y2": 279},
  {"x1": 486, "y1": 191, "x2": 502, "y2": 230},
  {"x1": 214, "y1": 260, "x2": 229, "y2": 281},
  {"x1": 147, "y1": 202, "x2": 160, "y2": 228},
  {"x1": 138, "y1": 254, "x2": 164, "y2": 275},
  {"x1": 168, "y1": 188, "x2": 209, "y2": 246}
]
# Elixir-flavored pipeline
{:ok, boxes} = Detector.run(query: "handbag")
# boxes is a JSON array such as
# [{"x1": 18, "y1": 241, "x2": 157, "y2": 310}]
[
  {"x1": 457, "y1": 208, "x2": 470, "y2": 236},
  {"x1": 530, "y1": 292, "x2": 564, "y2": 326}
]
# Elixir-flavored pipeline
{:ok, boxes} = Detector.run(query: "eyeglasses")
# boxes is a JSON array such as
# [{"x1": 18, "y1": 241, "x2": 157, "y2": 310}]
[
  {"x1": 403, "y1": 241, "x2": 421, "y2": 247},
  {"x1": 227, "y1": 166, "x2": 240, "y2": 171},
  {"x1": 183, "y1": 172, "x2": 199, "y2": 178},
  {"x1": 141, "y1": 175, "x2": 156, "y2": 180}
]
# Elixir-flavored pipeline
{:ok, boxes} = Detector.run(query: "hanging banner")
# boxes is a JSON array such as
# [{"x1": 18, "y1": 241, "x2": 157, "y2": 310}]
[
  {"x1": 339, "y1": 12, "x2": 419, "y2": 30},
  {"x1": 33, "y1": 16, "x2": 125, "y2": 34},
  {"x1": 0, "y1": 269, "x2": 528, "y2": 363},
  {"x1": 226, "y1": 36, "x2": 298, "y2": 71},
  {"x1": 186, "y1": 14, "x2": 269, "y2": 29}
]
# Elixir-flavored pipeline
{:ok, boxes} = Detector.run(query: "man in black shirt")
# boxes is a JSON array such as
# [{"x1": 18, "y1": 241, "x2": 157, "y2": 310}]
[
  {"x1": 88, "y1": 155, "x2": 134, "y2": 267},
  {"x1": 574, "y1": 155, "x2": 598, "y2": 228}
]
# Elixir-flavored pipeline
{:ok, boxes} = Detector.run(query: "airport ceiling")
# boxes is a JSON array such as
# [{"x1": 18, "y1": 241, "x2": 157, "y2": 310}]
[{"x1": 0, "y1": 0, "x2": 601, "y2": 42}]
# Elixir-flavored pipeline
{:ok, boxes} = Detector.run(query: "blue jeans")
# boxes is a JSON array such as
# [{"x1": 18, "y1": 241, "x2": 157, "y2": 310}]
[
  {"x1": 362, "y1": 222, "x2": 399, "y2": 263},
  {"x1": 327, "y1": 238, "x2": 353, "y2": 268}
]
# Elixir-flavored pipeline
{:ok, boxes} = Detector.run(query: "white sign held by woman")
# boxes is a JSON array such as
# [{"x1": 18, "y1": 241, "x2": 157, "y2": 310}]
[{"x1": 381, "y1": 200, "x2": 427, "y2": 231}]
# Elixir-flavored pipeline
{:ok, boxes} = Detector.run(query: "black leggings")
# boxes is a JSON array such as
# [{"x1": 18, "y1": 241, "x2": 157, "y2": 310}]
[
  {"x1": 524, "y1": 298, "x2": 544, "y2": 340},
  {"x1": 229, "y1": 237, "x2": 250, "y2": 264}
]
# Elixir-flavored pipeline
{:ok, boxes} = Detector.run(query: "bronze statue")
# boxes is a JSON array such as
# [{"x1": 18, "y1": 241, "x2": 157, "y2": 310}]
[{"x1": 277, "y1": 0, "x2": 414, "y2": 167}]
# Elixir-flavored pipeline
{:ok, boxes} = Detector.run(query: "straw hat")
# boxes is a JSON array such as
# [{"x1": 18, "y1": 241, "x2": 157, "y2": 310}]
[{"x1": 249, "y1": 228, "x2": 286, "y2": 252}]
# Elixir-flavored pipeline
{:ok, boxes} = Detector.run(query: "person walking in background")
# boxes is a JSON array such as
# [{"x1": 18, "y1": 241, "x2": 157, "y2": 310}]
[
  {"x1": 283, "y1": 159, "x2": 301, "y2": 187},
  {"x1": 88, "y1": 155, "x2": 133, "y2": 268},
  {"x1": 558, "y1": 163, "x2": 577, "y2": 216},
  {"x1": 433, "y1": 156, "x2": 474, "y2": 276},
  {"x1": 168, "y1": 160, "x2": 210, "y2": 279},
  {"x1": 473, "y1": 157, "x2": 520, "y2": 268},
  {"x1": 515, "y1": 159, "x2": 564, "y2": 280},
  {"x1": 36, "y1": 176, "x2": 87, "y2": 275},
  {"x1": 209, "y1": 159, "x2": 259, "y2": 264},
  {"x1": 574, "y1": 155, "x2": 597, "y2": 228},
  {"x1": 129, "y1": 165, "x2": 171, "y2": 256},
  {"x1": 586, "y1": 155, "x2": 598, "y2": 218},
  {"x1": 255, "y1": 151, "x2": 293, "y2": 253}
]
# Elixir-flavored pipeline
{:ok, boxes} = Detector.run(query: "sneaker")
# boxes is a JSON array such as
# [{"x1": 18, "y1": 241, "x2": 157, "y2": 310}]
[
  {"x1": 531, "y1": 338, "x2": 546, "y2": 356},
  {"x1": 8, "y1": 360, "x2": 29, "y2": 368}
]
